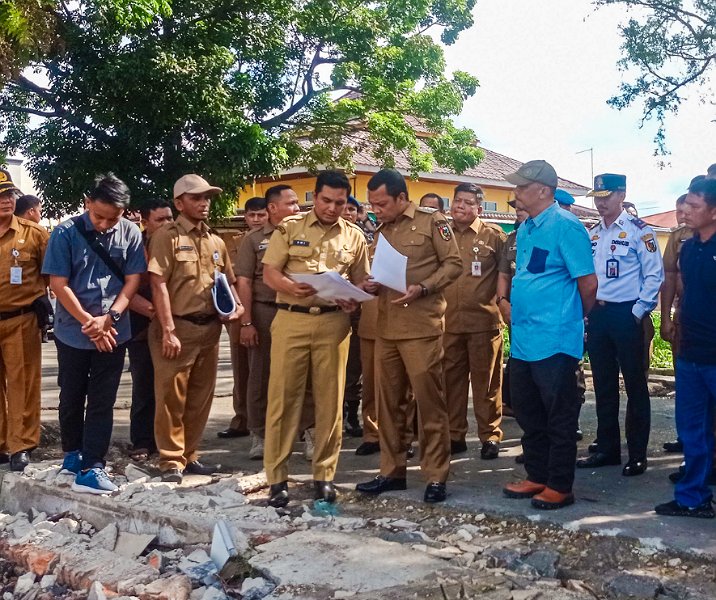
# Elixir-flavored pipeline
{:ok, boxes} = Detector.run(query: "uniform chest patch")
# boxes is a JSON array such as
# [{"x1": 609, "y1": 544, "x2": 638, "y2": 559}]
[
  {"x1": 611, "y1": 239, "x2": 629, "y2": 247},
  {"x1": 642, "y1": 233, "x2": 657, "y2": 253},
  {"x1": 618, "y1": 232, "x2": 627, "y2": 239},
  {"x1": 436, "y1": 222, "x2": 452, "y2": 241},
  {"x1": 176, "y1": 245, "x2": 195, "y2": 252},
  {"x1": 291, "y1": 240, "x2": 310, "y2": 247}
]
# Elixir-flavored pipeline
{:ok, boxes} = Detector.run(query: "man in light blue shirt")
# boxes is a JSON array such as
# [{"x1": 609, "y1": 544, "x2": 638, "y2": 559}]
[
  {"x1": 501, "y1": 160, "x2": 597, "y2": 510},
  {"x1": 42, "y1": 173, "x2": 145, "y2": 495}
]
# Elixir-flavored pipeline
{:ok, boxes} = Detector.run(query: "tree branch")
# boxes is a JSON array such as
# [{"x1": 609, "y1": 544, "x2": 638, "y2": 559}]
[{"x1": 0, "y1": 104, "x2": 59, "y2": 118}]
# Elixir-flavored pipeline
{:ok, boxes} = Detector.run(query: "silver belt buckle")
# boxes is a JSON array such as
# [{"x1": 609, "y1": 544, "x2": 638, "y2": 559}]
[{"x1": 309, "y1": 306, "x2": 321, "y2": 315}]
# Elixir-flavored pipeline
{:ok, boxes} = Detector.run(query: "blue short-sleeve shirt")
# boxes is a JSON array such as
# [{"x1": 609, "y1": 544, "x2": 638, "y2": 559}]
[
  {"x1": 511, "y1": 203, "x2": 595, "y2": 361},
  {"x1": 42, "y1": 212, "x2": 147, "y2": 350}
]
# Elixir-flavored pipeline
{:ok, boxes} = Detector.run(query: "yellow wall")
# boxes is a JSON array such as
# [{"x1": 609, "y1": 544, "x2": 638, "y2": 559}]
[{"x1": 239, "y1": 174, "x2": 514, "y2": 213}]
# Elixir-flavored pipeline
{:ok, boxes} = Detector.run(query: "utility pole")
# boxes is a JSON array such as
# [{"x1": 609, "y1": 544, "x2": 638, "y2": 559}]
[{"x1": 576, "y1": 147, "x2": 594, "y2": 207}]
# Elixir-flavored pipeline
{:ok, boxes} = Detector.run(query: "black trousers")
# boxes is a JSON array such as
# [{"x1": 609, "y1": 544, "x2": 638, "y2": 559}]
[
  {"x1": 127, "y1": 338, "x2": 157, "y2": 451},
  {"x1": 511, "y1": 353, "x2": 581, "y2": 493},
  {"x1": 56, "y1": 339, "x2": 126, "y2": 470},
  {"x1": 343, "y1": 316, "x2": 362, "y2": 422},
  {"x1": 586, "y1": 301, "x2": 650, "y2": 460}
]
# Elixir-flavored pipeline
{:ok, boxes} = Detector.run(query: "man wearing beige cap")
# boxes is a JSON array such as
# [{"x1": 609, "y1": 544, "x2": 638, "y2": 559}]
[
  {"x1": 500, "y1": 160, "x2": 597, "y2": 510},
  {"x1": 148, "y1": 174, "x2": 244, "y2": 483}
]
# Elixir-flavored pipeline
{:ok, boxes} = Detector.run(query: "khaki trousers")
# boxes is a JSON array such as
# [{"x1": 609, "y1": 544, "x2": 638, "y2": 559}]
[
  {"x1": 0, "y1": 313, "x2": 41, "y2": 454},
  {"x1": 376, "y1": 336, "x2": 450, "y2": 483},
  {"x1": 443, "y1": 329, "x2": 504, "y2": 443},
  {"x1": 149, "y1": 318, "x2": 222, "y2": 471},
  {"x1": 264, "y1": 309, "x2": 351, "y2": 484},
  {"x1": 227, "y1": 322, "x2": 249, "y2": 431}
]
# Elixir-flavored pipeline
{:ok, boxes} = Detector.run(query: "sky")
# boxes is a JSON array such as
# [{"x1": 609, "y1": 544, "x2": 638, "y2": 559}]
[{"x1": 443, "y1": 0, "x2": 715, "y2": 215}]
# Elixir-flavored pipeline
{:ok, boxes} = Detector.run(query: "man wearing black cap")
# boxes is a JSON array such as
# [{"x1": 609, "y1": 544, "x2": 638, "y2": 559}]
[
  {"x1": 0, "y1": 169, "x2": 49, "y2": 471},
  {"x1": 577, "y1": 174, "x2": 664, "y2": 476}
]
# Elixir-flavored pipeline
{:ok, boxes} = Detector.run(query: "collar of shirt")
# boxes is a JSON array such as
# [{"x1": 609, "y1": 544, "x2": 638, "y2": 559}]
[
  {"x1": 175, "y1": 213, "x2": 208, "y2": 235},
  {"x1": 262, "y1": 222, "x2": 277, "y2": 235},
  {"x1": 305, "y1": 208, "x2": 344, "y2": 232},
  {"x1": 693, "y1": 231, "x2": 716, "y2": 247},
  {"x1": 7, "y1": 215, "x2": 21, "y2": 233},
  {"x1": 392, "y1": 201, "x2": 417, "y2": 224},
  {"x1": 598, "y1": 209, "x2": 630, "y2": 232},
  {"x1": 525, "y1": 202, "x2": 558, "y2": 231}
]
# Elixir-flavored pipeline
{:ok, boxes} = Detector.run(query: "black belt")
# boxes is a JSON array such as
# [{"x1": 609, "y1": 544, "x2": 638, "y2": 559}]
[
  {"x1": 276, "y1": 303, "x2": 340, "y2": 315},
  {"x1": 173, "y1": 313, "x2": 218, "y2": 325},
  {"x1": 0, "y1": 306, "x2": 34, "y2": 321},
  {"x1": 596, "y1": 300, "x2": 637, "y2": 307},
  {"x1": 255, "y1": 300, "x2": 277, "y2": 307}
]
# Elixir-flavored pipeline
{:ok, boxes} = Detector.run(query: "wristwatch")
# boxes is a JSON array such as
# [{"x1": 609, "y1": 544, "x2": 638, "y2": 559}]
[{"x1": 109, "y1": 309, "x2": 122, "y2": 322}]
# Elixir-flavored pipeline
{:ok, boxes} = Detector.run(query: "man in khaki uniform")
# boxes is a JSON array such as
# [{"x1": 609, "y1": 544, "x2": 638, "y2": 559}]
[
  {"x1": 262, "y1": 171, "x2": 369, "y2": 508},
  {"x1": 148, "y1": 174, "x2": 244, "y2": 483},
  {"x1": 236, "y1": 186, "x2": 300, "y2": 460},
  {"x1": 356, "y1": 169, "x2": 461, "y2": 503},
  {"x1": 218, "y1": 197, "x2": 268, "y2": 439},
  {"x1": 443, "y1": 183, "x2": 506, "y2": 460},
  {"x1": 0, "y1": 169, "x2": 49, "y2": 471}
]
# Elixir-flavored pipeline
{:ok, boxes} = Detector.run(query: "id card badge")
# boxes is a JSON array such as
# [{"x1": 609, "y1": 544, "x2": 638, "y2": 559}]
[
  {"x1": 10, "y1": 266, "x2": 22, "y2": 285},
  {"x1": 606, "y1": 258, "x2": 619, "y2": 279},
  {"x1": 471, "y1": 261, "x2": 482, "y2": 277}
]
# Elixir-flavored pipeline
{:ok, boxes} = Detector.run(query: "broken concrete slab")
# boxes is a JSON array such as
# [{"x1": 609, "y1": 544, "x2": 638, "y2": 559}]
[
  {"x1": 114, "y1": 532, "x2": 155, "y2": 559},
  {"x1": 250, "y1": 530, "x2": 447, "y2": 593}
]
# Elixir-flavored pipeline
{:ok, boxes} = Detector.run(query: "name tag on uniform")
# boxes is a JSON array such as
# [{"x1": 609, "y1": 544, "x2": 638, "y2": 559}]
[
  {"x1": 176, "y1": 245, "x2": 195, "y2": 252},
  {"x1": 291, "y1": 240, "x2": 310, "y2": 247},
  {"x1": 10, "y1": 266, "x2": 22, "y2": 285},
  {"x1": 471, "y1": 261, "x2": 482, "y2": 277},
  {"x1": 606, "y1": 258, "x2": 619, "y2": 279}
]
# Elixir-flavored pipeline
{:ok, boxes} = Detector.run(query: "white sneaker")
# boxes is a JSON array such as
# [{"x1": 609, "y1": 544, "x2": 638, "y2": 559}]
[
  {"x1": 249, "y1": 434, "x2": 264, "y2": 460},
  {"x1": 303, "y1": 428, "x2": 315, "y2": 462}
]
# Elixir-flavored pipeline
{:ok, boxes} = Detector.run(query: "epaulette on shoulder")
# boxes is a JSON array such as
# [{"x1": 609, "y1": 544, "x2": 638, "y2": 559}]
[
  {"x1": 630, "y1": 216, "x2": 648, "y2": 230},
  {"x1": 484, "y1": 221, "x2": 505, "y2": 234},
  {"x1": 417, "y1": 206, "x2": 437, "y2": 215},
  {"x1": 16, "y1": 216, "x2": 45, "y2": 232},
  {"x1": 346, "y1": 220, "x2": 365, "y2": 235}
]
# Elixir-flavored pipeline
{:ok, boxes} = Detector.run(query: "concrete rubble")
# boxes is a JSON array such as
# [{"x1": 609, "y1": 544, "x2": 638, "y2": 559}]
[{"x1": 0, "y1": 460, "x2": 713, "y2": 599}]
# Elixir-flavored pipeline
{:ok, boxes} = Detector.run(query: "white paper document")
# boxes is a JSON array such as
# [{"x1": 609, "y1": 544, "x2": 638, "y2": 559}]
[
  {"x1": 291, "y1": 271, "x2": 374, "y2": 303},
  {"x1": 370, "y1": 234, "x2": 408, "y2": 293}
]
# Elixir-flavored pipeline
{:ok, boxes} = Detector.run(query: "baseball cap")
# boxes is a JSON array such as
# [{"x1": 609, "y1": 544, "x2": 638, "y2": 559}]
[
  {"x1": 173, "y1": 174, "x2": 223, "y2": 199},
  {"x1": 504, "y1": 160, "x2": 559, "y2": 188},
  {"x1": 587, "y1": 173, "x2": 626, "y2": 197},
  {"x1": 554, "y1": 189, "x2": 575, "y2": 206},
  {"x1": 0, "y1": 168, "x2": 20, "y2": 195}
]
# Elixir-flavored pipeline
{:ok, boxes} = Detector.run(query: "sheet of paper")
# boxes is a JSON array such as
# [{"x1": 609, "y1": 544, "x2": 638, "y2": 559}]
[
  {"x1": 291, "y1": 271, "x2": 374, "y2": 303},
  {"x1": 370, "y1": 234, "x2": 407, "y2": 293}
]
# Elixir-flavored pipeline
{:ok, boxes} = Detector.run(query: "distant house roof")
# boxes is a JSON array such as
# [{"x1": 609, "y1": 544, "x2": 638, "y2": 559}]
[{"x1": 644, "y1": 209, "x2": 677, "y2": 229}]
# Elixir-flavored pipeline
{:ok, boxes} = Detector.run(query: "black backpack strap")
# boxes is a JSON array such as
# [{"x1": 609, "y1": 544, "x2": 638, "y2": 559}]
[{"x1": 72, "y1": 216, "x2": 126, "y2": 283}]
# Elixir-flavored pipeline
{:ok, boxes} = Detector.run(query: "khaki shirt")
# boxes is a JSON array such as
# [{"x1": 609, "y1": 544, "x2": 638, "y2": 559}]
[
  {"x1": 147, "y1": 214, "x2": 235, "y2": 316},
  {"x1": 497, "y1": 229, "x2": 518, "y2": 277},
  {"x1": 444, "y1": 218, "x2": 506, "y2": 333},
  {"x1": 0, "y1": 216, "x2": 49, "y2": 312},
  {"x1": 236, "y1": 223, "x2": 276, "y2": 304},
  {"x1": 262, "y1": 210, "x2": 370, "y2": 307},
  {"x1": 663, "y1": 225, "x2": 692, "y2": 273},
  {"x1": 376, "y1": 203, "x2": 461, "y2": 340}
]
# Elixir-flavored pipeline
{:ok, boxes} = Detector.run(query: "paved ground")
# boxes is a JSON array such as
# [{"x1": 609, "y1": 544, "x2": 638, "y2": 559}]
[{"x1": 36, "y1": 332, "x2": 715, "y2": 558}]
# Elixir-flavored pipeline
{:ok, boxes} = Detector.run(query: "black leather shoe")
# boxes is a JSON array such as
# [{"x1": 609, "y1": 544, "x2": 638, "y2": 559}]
[
  {"x1": 268, "y1": 481, "x2": 289, "y2": 508},
  {"x1": 663, "y1": 440, "x2": 683, "y2": 453},
  {"x1": 355, "y1": 441, "x2": 380, "y2": 456},
  {"x1": 587, "y1": 441, "x2": 599, "y2": 453},
  {"x1": 0, "y1": 452, "x2": 10, "y2": 465},
  {"x1": 424, "y1": 482, "x2": 447, "y2": 503},
  {"x1": 622, "y1": 458, "x2": 647, "y2": 477},
  {"x1": 314, "y1": 480, "x2": 337, "y2": 503},
  {"x1": 406, "y1": 444, "x2": 416, "y2": 459},
  {"x1": 356, "y1": 475, "x2": 407, "y2": 495},
  {"x1": 9, "y1": 451, "x2": 30, "y2": 472},
  {"x1": 450, "y1": 440, "x2": 467, "y2": 455},
  {"x1": 481, "y1": 441, "x2": 500, "y2": 460},
  {"x1": 217, "y1": 428, "x2": 249, "y2": 439},
  {"x1": 185, "y1": 460, "x2": 221, "y2": 475},
  {"x1": 576, "y1": 452, "x2": 621, "y2": 469},
  {"x1": 162, "y1": 468, "x2": 183, "y2": 483}
]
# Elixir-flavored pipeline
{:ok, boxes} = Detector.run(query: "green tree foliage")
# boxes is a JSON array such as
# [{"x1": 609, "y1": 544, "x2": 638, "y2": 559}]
[
  {"x1": 0, "y1": 0, "x2": 481, "y2": 217},
  {"x1": 595, "y1": 0, "x2": 715, "y2": 154}
]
